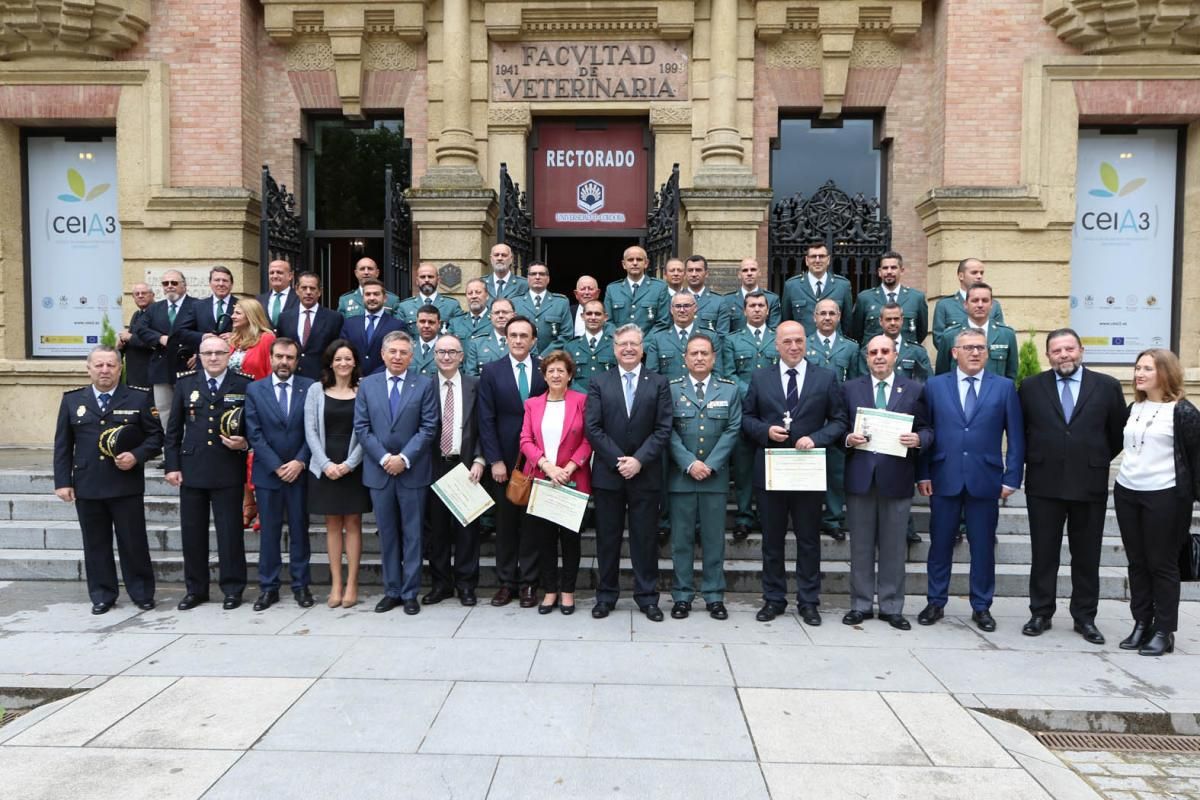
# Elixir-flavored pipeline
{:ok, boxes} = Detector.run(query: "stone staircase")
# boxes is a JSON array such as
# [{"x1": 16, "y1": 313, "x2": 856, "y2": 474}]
[{"x1": 1, "y1": 466, "x2": 1197, "y2": 600}]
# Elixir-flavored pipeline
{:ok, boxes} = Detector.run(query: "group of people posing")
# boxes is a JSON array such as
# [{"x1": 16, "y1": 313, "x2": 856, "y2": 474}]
[{"x1": 55, "y1": 242, "x2": 1200, "y2": 658}]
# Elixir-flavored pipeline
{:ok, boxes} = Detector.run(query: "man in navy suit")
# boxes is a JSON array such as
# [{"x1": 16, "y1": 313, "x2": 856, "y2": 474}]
[
  {"x1": 339, "y1": 278, "x2": 406, "y2": 376},
  {"x1": 258, "y1": 259, "x2": 300, "y2": 326},
  {"x1": 585, "y1": 322, "x2": 674, "y2": 620},
  {"x1": 132, "y1": 268, "x2": 200, "y2": 435},
  {"x1": 277, "y1": 271, "x2": 344, "y2": 380},
  {"x1": 190, "y1": 266, "x2": 238, "y2": 339},
  {"x1": 842, "y1": 335, "x2": 934, "y2": 630},
  {"x1": 354, "y1": 330, "x2": 439, "y2": 614},
  {"x1": 478, "y1": 314, "x2": 547, "y2": 607},
  {"x1": 917, "y1": 327, "x2": 1024, "y2": 631},
  {"x1": 245, "y1": 338, "x2": 315, "y2": 611},
  {"x1": 742, "y1": 320, "x2": 848, "y2": 625}
]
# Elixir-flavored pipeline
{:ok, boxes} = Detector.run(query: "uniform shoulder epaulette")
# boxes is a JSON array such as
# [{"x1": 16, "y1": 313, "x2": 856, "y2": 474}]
[
  {"x1": 994, "y1": 322, "x2": 1014, "y2": 331},
  {"x1": 233, "y1": 369, "x2": 254, "y2": 380},
  {"x1": 716, "y1": 377, "x2": 736, "y2": 385},
  {"x1": 832, "y1": 273, "x2": 851, "y2": 284},
  {"x1": 549, "y1": 291, "x2": 569, "y2": 301},
  {"x1": 127, "y1": 384, "x2": 151, "y2": 393},
  {"x1": 64, "y1": 385, "x2": 88, "y2": 395},
  {"x1": 842, "y1": 335, "x2": 859, "y2": 345},
  {"x1": 670, "y1": 376, "x2": 685, "y2": 384},
  {"x1": 176, "y1": 369, "x2": 197, "y2": 379}
]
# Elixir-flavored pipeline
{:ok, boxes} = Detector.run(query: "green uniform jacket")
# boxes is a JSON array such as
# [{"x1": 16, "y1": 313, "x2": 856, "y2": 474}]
[
  {"x1": 483, "y1": 272, "x2": 529, "y2": 301},
  {"x1": 781, "y1": 272, "x2": 853, "y2": 336},
  {"x1": 338, "y1": 288, "x2": 401, "y2": 318},
  {"x1": 806, "y1": 332, "x2": 861, "y2": 384},
  {"x1": 513, "y1": 291, "x2": 574, "y2": 356},
  {"x1": 412, "y1": 338, "x2": 439, "y2": 377},
  {"x1": 395, "y1": 294, "x2": 464, "y2": 330},
  {"x1": 931, "y1": 292, "x2": 1005, "y2": 350},
  {"x1": 447, "y1": 311, "x2": 492, "y2": 342},
  {"x1": 464, "y1": 332, "x2": 509, "y2": 377},
  {"x1": 849, "y1": 284, "x2": 928, "y2": 344},
  {"x1": 717, "y1": 288, "x2": 782, "y2": 333},
  {"x1": 722, "y1": 327, "x2": 779, "y2": 394},
  {"x1": 856, "y1": 337, "x2": 932, "y2": 383},
  {"x1": 935, "y1": 322, "x2": 1019, "y2": 379},
  {"x1": 644, "y1": 325, "x2": 724, "y2": 380},
  {"x1": 603, "y1": 276, "x2": 671, "y2": 334},
  {"x1": 565, "y1": 332, "x2": 616, "y2": 392},
  {"x1": 668, "y1": 376, "x2": 742, "y2": 492}
]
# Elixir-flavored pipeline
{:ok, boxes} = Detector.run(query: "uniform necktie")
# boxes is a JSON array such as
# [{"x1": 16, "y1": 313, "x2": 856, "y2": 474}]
[
  {"x1": 972, "y1": 326, "x2": 984, "y2": 334},
  {"x1": 631, "y1": 282, "x2": 640, "y2": 296},
  {"x1": 496, "y1": 278, "x2": 506, "y2": 296},
  {"x1": 624, "y1": 372, "x2": 635, "y2": 415},
  {"x1": 271, "y1": 292, "x2": 283, "y2": 324},
  {"x1": 389, "y1": 375, "x2": 403, "y2": 419},
  {"x1": 366, "y1": 314, "x2": 378, "y2": 342},
  {"x1": 815, "y1": 279, "x2": 823, "y2": 296},
  {"x1": 208, "y1": 378, "x2": 218, "y2": 394},
  {"x1": 98, "y1": 392, "x2": 111, "y2": 413},
  {"x1": 785, "y1": 368, "x2": 799, "y2": 414},
  {"x1": 678, "y1": 328, "x2": 688, "y2": 345},
  {"x1": 589, "y1": 337, "x2": 597, "y2": 351},
  {"x1": 887, "y1": 292, "x2": 896, "y2": 303},
  {"x1": 754, "y1": 328, "x2": 762, "y2": 343},
  {"x1": 425, "y1": 296, "x2": 433, "y2": 306},
  {"x1": 301, "y1": 309, "x2": 312, "y2": 346},
  {"x1": 695, "y1": 380, "x2": 705, "y2": 402},
  {"x1": 823, "y1": 337, "x2": 831, "y2": 350},
  {"x1": 276, "y1": 381, "x2": 288, "y2": 417},
  {"x1": 1060, "y1": 377, "x2": 1074, "y2": 423},
  {"x1": 964, "y1": 375, "x2": 978, "y2": 418},
  {"x1": 441, "y1": 379, "x2": 455, "y2": 455},
  {"x1": 424, "y1": 343, "x2": 431, "y2": 358},
  {"x1": 516, "y1": 362, "x2": 529, "y2": 401},
  {"x1": 168, "y1": 302, "x2": 177, "y2": 326},
  {"x1": 216, "y1": 298, "x2": 225, "y2": 320},
  {"x1": 875, "y1": 380, "x2": 888, "y2": 409},
  {"x1": 534, "y1": 294, "x2": 542, "y2": 310}
]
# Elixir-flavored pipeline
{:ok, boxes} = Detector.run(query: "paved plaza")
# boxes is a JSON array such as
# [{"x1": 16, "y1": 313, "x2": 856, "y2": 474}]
[{"x1": 2, "y1": 581, "x2": 1200, "y2": 798}]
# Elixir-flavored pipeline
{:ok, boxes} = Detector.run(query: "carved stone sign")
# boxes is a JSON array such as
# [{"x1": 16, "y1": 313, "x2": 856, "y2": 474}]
[{"x1": 490, "y1": 40, "x2": 689, "y2": 102}]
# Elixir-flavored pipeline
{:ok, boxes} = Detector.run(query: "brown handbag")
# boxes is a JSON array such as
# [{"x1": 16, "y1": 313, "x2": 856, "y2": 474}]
[{"x1": 505, "y1": 454, "x2": 533, "y2": 506}]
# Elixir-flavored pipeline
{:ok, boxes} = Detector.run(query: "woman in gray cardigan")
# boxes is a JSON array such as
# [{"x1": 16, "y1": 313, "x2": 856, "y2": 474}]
[{"x1": 305, "y1": 339, "x2": 371, "y2": 607}]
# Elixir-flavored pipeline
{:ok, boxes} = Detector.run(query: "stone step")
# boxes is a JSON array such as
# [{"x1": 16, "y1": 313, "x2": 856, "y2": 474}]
[{"x1": 4, "y1": 547, "x2": 1197, "y2": 602}]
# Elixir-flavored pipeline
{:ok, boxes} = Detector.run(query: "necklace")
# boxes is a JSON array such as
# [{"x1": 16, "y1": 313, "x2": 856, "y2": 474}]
[{"x1": 1131, "y1": 402, "x2": 1163, "y2": 451}]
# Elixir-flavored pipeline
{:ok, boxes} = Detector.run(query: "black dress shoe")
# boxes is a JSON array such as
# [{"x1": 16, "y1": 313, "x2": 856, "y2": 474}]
[
  {"x1": 422, "y1": 587, "x2": 454, "y2": 605},
  {"x1": 798, "y1": 604, "x2": 822, "y2": 626},
  {"x1": 560, "y1": 602, "x2": 575, "y2": 616},
  {"x1": 671, "y1": 601, "x2": 691, "y2": 619},
  {"x1": 177, "y1": 594, "x2": 208, "y2": 611},
  {"x1": 375, "y1": 595, "x2": 402, "y2": 613},
  {"x1": 1074, "y1": 621, "x2": 1105, "y2": 645},
  {"x1": 756, "y1": 603, "x2": 786, "y2": 622},
  {"x1": 491, "y1": 586, "x2": 514, "y2": 607},
  {"x1": 459, "y1": 590, "x2": 478, "y2": 607},
  {"x1": 642, "y1": 604, "x2": 664, "y2": 622},
  {"x1": 972, "y1": 610, "x2": 997, "y2": 632},
  {"x1": 136, "y1": 599, "x2": 156, "y2": 611},
  {"x1": 592, "y1": 602, "x2": 613, "y2": 619},
  {"x1": 1138, "y1": 631, "x2": 1174, "y2": 657},
  {"x1": 538, "y1": 597, "x2": 558, "y2": 615},
  {"x1": 403, "y1": 598, "x2": 420, "y2": 615},
  {"x1": 518, "y1": 585, "x2": 537, "y2": 609},
  {"x1": 1022, "y1": 615, "x2": 1052, "y2": 636},
  {"x1": 878, "y1": 613, "x2": 912, "y2": 630},
  {"x1": 917, "y1": 604, "x2": 944, "y2": 626},
  {"x1": 252, "y1": 591, "x2": 279, "y2": 612},
  {"x1": 842, "y1": 609, "x2": 873, "y2": 626},
  {"x1": 1119, "y1": 621, "x2": 1153, "y2": 650},
  {"x1": 823, "y1": 527, "x2": 846, "y2": 542},
  {"x1": 907, "y1": 530, "x2": 922, "y2": 544},
  {"x1": 733, "y1": 524, "x2": 750, "y2": 541},
  {"x1": 222, "y1": 596, "x2": 242, "y2": 610},
  {"x1": 707, "y1": 602, "x2": 728, "y2": 620},
  {"x1": 90, "y1": 600, "x2": 115, "y2": 615},
  {"x1": 294, "y1": 588, "x2": 315, "y2": 608}
]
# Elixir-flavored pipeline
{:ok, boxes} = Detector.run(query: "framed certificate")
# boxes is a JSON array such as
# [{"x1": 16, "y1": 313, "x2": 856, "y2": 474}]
[
  {"x1": 852, "y1": 408, "x2": 915, "y2": 458},
  {"x1": 432, "y1": 463, "x2": 495, "y2": 526},
  {"x1": 528, "y1": 479, "x2": 590, "y2": 533},
  {"x1": 764, "y1": 448, "x2": 827, "y2": 491}
]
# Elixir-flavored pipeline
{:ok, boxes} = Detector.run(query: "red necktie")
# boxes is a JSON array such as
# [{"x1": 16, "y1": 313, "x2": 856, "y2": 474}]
[
  {"x1": 441, "y1": 380, "x2": 455, "y2": 455},
  {"x1": 302, "y1": 309, "x2": 312, "y2": 346}
]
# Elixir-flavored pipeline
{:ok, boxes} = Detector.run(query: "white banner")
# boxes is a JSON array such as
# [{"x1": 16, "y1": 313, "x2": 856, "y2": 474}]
[
  {"x1": 1070, "y1": 129, "x2": 1178, "y2": 363},
  {"x1": 27, "y1": 137, "x2": 122, "y2": 357}
]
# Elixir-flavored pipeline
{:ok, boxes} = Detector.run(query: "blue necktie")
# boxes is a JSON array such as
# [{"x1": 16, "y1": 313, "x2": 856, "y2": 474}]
[
  {"x1": 366, "y1": 314, "x2": 378, "y2": 342},
  {"x1": 623, "y1": 372, "x2": 635, "y2": 415},
  {"x1": 98, "y1": 392, "x2": 111, "y2": 414},
  {"x1": 964, "y1": 376, "x2": 978, "y2": 419},
  {"x1": 1060, "y1": 377, "x2": 1074, "y2": 423},
  {"x1": 276, "y1": 381, "x2": 288, "y2": 417},
  {"x1": 208, "y1": 378, "x2": 218, "y2": 394},
  {"x1": 785, "y1": 368, "x2": 799, "y2": 414},
  {"x1": 389, "y1": 375, "x2": 403, "y2": 419}
]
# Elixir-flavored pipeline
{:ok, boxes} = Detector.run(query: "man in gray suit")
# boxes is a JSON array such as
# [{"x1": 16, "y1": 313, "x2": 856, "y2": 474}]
[{"x1": 353, "y1": 330, "x2": 440, "y2": 615}]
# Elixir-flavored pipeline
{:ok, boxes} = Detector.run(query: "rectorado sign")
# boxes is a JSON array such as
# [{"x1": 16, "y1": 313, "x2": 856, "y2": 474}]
[{"x1": 532, "y1": 121, "x2": 648, "y2": 231}]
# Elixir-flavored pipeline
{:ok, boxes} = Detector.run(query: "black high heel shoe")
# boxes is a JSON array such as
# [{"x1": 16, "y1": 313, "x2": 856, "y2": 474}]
[
  {"x1": 1118, "y1": 621, "x2": 1153, "y2": 650},
  {"x1": 1138, "y1": 631, "x2": 1174, "y2": 657},
  {"x1": 538, "y1": 595, "x2": 559, "y2": 615}
]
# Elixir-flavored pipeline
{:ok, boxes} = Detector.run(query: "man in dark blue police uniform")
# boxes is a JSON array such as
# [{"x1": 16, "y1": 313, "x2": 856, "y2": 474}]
[{"x1": 54, "y1": 345, "x2": 163, "y2": 614}]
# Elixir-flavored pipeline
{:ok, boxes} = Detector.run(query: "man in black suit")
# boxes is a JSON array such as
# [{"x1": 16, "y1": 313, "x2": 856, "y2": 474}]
[
  {"x1": 339, "y1": 279, "x2": 406, "y2": 376},
  {"x1": 118, "y1": 282, "x2": 155, "y2": 387},
  {"x1": 258, "y1": 258, "x2": 300, "y2": 327},
  {"x1": 742, "y1": 320, "x2": 848, "y2": 625},
  {"x1": 53, "y1": 346, "x2": 163, "y2": 614},
  {"x1": 478, "y1": 315, "x2": 547, "y2": 607},
  {"x1": 191, "y1": 265, "x2": 238, "y2": 338},
  {"x1": 423, "y1": 333, "x2": 487, "y2": 606},
  {"x1": 278, "y1": 271, "x2": 344, "y2": 380},
  {"x1": 585, "y1": 322, "x2": 674, "y2": 621},
  {"x1": 1019, "y1": 328, "x2": 1127, "y2": 644},
  {"x1": 132, "y1": 269, "x2": 200, "y2": 435}
]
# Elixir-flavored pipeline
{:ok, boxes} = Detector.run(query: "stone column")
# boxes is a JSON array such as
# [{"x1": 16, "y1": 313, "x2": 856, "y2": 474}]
[
  {"x1": 696, "y1": 0, "x2": 750, "y2": 186},
  {"x1": 427, "y1": 0, "x2": 482, "y2": 186}
]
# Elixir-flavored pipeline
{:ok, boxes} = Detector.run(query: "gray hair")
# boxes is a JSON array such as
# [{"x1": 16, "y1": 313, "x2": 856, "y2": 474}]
[
  {"x1": 382, "y1": 330, "x2": 413, "y2": 349},
  {"x1": 87, "y1": 344, "x2": 119, "y2": 361},
  {"x1": 613, "y1": 323, "x2": 643, "y2": 343},
  {"x1": 954, "y1": 327, "x2": 986, "y2": 346}
]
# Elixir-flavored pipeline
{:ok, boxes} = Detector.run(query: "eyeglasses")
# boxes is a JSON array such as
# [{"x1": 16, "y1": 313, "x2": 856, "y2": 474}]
[
  {"x1": 957, "y1": 345, "x2": 987, "y2": 353},
  {"x1": 161, "y1": 280, "x2": 181, "y2": 286},
  {"x1": 805, "y1": 254, "x2": 829, "y2": 260},
  {"x1": 199, "y1": 351, "x2": 227, "y2": 357},
  {"x1": 434, "y1": 349, "x2": 463, "y2": 357}
]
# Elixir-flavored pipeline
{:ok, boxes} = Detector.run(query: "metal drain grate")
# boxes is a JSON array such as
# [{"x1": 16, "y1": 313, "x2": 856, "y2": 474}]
[
  {"x1": 1038, "y1": 731, "x2": 1200, "y2": 753},
  {"x1": 0, "y1": 708, "x2": 28, "y2": 728}
]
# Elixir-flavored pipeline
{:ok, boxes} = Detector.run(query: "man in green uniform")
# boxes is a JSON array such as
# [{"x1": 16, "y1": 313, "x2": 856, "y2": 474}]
[
  {"x1": 564, "y1": 300, "x2": 616, "y2": 392},
  {"x1": 721, "y1": 290, "x2": 778, "y2": 540},
  {"x1": 935, "y1": 282, "x2": 1018, "y2": 379},
  {"x1": 411, "y1": 305, "x2": 443, "y2": 376},
  {"x1": 681, "y1": 255, "x2": 723, "y2": 334},
  {"x1": 464, "y1": 297, "x2": 513, "y2": 377},
  {"x1": 603, "y1": 245, "x2": 670, "y2": 334},
  {"x1": 483, "y1": 242, "x2": 529, "y2": 300},
  {"x1": 338, "y1": 256, "x2": 401, "y2": 317},
  {"x1": 857, "y1": 302, "x2": 932, "y2": 382},
  {"x1": 513, "y1": 261, "x2": 573, "y2": 356},
  {"x1": 781, "y1": 242, "x2": 853, "y2": 336},
  {"x1": 448, "y1": 278, "x2": 492, "y2": 343},
  {"x1": 806, "y1": 299, "x2": 860, "y2": 541},
  {"x1": 849, "y1": 250, "x2": 928, "y2": 344},
  {"x1": 645, "y1": 291, "x2": 724, "y2": 380},
  {"x1": 667, "y1": 335, "x2": 742, "y2": 621},
  {"x1": 931, "y1": 257, "x2": 1005, "y2": 355},
  {"x1": 718, "y1": 257, "x2": 781, "y2": 333},
  {"x1": 395, "y1": 262, "x2": 463, "y2": 330}
]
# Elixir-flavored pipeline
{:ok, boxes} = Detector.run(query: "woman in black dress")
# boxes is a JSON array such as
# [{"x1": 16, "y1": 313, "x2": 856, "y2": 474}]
[{"x1": 304, "y1": 339, "x2": 372, "y2": 607}]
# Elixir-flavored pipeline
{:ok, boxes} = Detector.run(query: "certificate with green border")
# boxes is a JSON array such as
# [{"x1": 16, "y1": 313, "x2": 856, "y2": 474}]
[
  {"x1": 764, "y1": 448, "x2": 827, "y2": 491},
  {"x1": 432, "y1": 463, "x2": 494, "y2": 526}
]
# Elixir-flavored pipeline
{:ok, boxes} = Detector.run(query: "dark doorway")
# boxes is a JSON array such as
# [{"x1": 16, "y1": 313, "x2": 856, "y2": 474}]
[
  {"x1": 311, "y1": 236, "x2": 383, "y2": 303},
  {"x1": 539, "y1": 236, "x2": 631, "y2": 293}
]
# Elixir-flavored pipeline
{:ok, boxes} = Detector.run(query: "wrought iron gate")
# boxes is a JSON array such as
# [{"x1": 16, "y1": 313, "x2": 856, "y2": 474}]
[
  {"x1": 767, "y1": 179, "x2": 891, "y2": 296},
  {"x1": 643, "y1": 163, "x2": 680, "y2": 278},
  {"x1": 497, "y1": 162, "x2": 534, "y2": 274},
  {"x1": 259, "y1": 164, "x2": 304, "y2": 293},
  {"x1": 382, "y1": 161, "x2": 413, "y2": 300}
]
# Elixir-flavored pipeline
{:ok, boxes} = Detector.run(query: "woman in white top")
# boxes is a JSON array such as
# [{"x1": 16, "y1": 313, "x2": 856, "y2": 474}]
[{"x1": 1113, "y1": 348, "x2": 1200, "y2": 656}]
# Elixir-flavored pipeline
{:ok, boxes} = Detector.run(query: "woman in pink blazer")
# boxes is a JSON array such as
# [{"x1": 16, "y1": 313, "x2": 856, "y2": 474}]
[{"x1": 519, "y1": 350, "x2": 592, "y2": 615}]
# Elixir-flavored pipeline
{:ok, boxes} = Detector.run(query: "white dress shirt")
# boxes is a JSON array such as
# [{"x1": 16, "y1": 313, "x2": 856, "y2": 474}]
[
  {"x1": 296, "y1": 304, "x2": 318, "y2": 344},
  {"x1": 955, "y1": 367, "x2": 984, "y2": 408},
  {"x1": 509, "y1": 354, "x2": 534, "y2": 388},
  {"x1": 808, "y1": 272, "x2": 827, "y2": 295},
  {"x1": 871, "y1": 372, "x2": 895, "y2": 406},
  {"x1": 573, "y1": 305, "x2": 586, "y2": 336},
  {"x1": 778, "y1": 359, "x2": 807, "y2": 395},
  {"x1": 541, "y1": 399, "x2": 566, "y2": 466}
]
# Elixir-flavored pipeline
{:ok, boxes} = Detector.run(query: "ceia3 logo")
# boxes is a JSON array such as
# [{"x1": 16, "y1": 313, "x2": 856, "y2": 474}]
[
  {"x1": 1080, "y1": 161, "x2": 1152, "y2": 235},
  {"x1": 577, "y1": 179, "x2": 605, "y2": 214},
  {"x1": 58, "y1": 168, "x2": 110, "y2": 203},
  {"x1": 49, "y1": 168, "x2": 117, "y2": 238}
]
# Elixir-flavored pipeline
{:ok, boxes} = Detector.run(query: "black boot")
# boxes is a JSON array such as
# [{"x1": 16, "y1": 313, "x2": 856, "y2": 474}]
[
  {"x1": 1118, "y1": 621, "x2": 1153, "y2": 651},
  {"x1": 1138, "y1": 631, "x2": 1174, "y2": 657}
]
